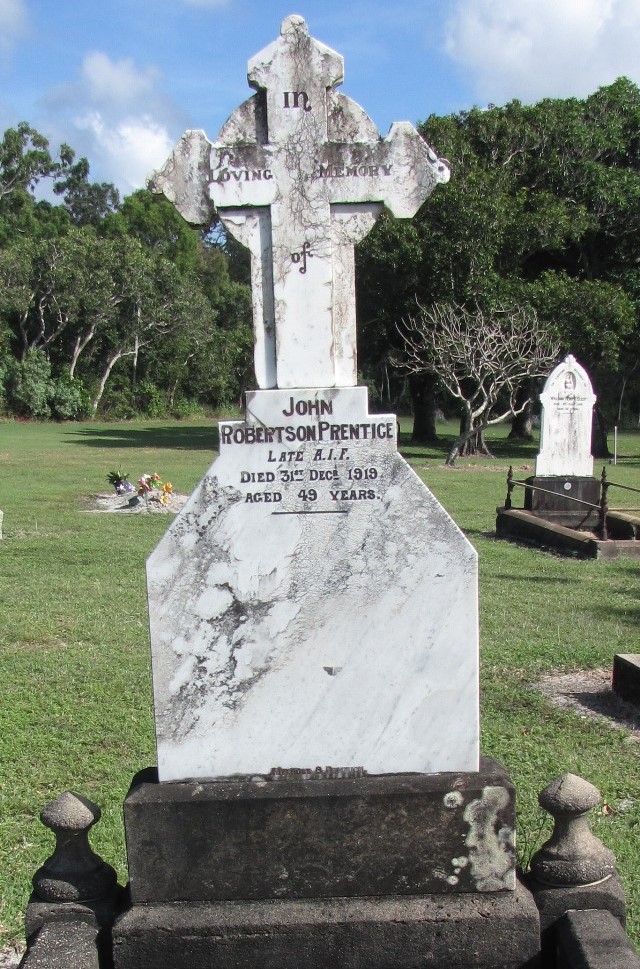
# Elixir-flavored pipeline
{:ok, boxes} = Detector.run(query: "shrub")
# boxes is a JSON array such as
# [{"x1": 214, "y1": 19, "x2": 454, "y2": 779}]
[
  {"x1": 49, "y1": 375, "x2": 93, "y2": 421},
  {"x1": 135, "y1": 380, "x2": 166, "y2": 418},
  {"x1": 4, "y1": 349, "x2": 52, "y2": 418}
]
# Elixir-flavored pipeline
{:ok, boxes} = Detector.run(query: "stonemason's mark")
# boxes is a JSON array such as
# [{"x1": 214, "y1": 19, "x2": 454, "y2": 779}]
[{"x1": 269, "y1": 766, "x2": 366, "y2": 780}]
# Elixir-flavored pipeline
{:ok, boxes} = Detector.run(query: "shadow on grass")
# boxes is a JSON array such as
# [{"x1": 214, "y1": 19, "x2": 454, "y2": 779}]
[
  {"x1": 397, "y1": 429, "x2": 538, "y2": 463},
  {"x1": 493, "y1": 573, "x2": 572, "y2": 584},
  {"x1": 66, "y1": 425, "x2": 220, "y2": 451}
]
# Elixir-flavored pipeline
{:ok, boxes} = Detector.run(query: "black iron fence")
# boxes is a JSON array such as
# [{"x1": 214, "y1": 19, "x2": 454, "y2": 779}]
[{"x1": 504, "y1": 467, "x2": 640, "y2": 541}]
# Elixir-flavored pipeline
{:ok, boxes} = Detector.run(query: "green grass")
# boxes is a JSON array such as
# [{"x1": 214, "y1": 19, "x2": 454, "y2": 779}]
[{"x1": 1, "y1": 417, "x2": 640, "y2": 947}]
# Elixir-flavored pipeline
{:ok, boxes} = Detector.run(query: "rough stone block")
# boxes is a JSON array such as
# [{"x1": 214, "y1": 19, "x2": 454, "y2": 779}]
[
  {"x1": 556, "y1": 909, "x2": 640, "y2": 969},
  {"x1": 613, "y1": 654, "x2": 640, "y2": 706},
  {"x1": 18, "y1": 917, "x2": 100, "y2": 969},
  {"x1": 112, "y1": 882, "x2": 540, "y2": 969},
  {"x1": 124, "y1": 760, "x2": 516, "y2": 903},
  {"x1": 526, "y1": 872, "x2": 627, "y2": 935}
]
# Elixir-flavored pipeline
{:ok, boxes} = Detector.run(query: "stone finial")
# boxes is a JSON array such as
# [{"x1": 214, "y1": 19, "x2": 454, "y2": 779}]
[
  {"x1": 530, "y1": 773, "x2": 617, "y2": 886},
  {"x1": 33, "y1": 792, "x2": 117, "y2": 903}
]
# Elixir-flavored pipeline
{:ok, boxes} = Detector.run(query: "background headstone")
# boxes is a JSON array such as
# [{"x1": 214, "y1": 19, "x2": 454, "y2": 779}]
[{"x1": 536, "y1": 355, "x2": 596, "y2": 477}]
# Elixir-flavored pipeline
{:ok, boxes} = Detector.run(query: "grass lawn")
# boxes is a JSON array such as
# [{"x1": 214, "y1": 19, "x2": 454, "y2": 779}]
[{"x1": 1, "y1": 416, "x2": 639, "y2": 948}]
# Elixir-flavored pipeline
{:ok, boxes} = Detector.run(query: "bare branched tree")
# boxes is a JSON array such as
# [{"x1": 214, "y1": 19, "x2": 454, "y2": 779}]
[{"x1": 395, "y1": 303, "x2": 560, "y2": 465}]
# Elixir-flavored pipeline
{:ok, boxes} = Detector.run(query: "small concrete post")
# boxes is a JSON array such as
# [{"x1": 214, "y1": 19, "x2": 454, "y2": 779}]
[
  {"x1": 527, "y1": 773, "x2": 627, "y2": 962},
  {"x1": 531, "y1": 773, "x2": 616, "y2": 887},
  {"x1": 33, "y1": 791, "x2": 117, "y2": 903},
  {"x1": 22, "y1": 793, "x2": 119, "y2": 967}
]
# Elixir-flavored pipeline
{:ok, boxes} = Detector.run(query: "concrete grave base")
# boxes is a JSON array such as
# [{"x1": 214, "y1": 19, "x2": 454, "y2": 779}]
[
  {"x1": 523, "y1": 476, "x2": 600, "y2": 528},
  {"x1": 110, "y1": 760, "x2": 537, "y2": 968},
  {"x1": 112, "y1": 884, "x2": 541, "y2": 969},
  {"x1": 123, "y1": 759, "x2": 516, "y2": 903}
]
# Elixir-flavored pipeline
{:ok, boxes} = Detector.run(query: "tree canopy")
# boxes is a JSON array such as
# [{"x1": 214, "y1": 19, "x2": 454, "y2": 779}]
[
  {"x1": 356, "y1": 77, "x2": 640, "y2": 437},
  {"x1": 0, "y1": 125, "x2": 252, "y2": 419},
  {"x1": 2, "y1": 80, "x2": 640, "y2": 424}
]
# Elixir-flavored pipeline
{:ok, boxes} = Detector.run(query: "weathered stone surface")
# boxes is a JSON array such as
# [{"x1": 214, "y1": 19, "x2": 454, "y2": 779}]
[
  {"x1": 112, "y1": 882, "x2": 540, "y2": 969},
  {"x1": 531, "y1": 774, "x2": 617, "y2": 887},
  {"x1": 32, "y1": 792, "x2": 117, "y2": 904},
  {"x1": 536, "y1": 355, "x2": 596, "y2": 478},
  {"x1": 150, "y1": 15, "x2": 449, "y2": 390},
  {"x1": 556, "y1": 909, "x2": 640, "y2": 969},
  {"x1": 123, "y1": 760, "x2": 515, "y2": 903},
  {"x1": 147, "y1": 389, "x2": 479, "y2": 781},
  {"x1": 18, "y1": 918, "x2": 100, "y2": 969},
  {"x1": 613, "y1": 654, "x2": 640, "y2": 705},
  {"x1": 526, "y1": 871, "x2": 627, "y2": 935}
]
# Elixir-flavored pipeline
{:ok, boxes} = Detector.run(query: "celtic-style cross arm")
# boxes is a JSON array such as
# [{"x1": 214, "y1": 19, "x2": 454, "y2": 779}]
[{"x1": 150, "y1": 15, "x2": 449, "y2": 390}]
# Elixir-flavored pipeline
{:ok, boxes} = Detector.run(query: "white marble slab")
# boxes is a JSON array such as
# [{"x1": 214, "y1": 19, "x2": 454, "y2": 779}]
[
  {"x1": 536, "y1": 355, "x2": 596, "y2": 477},
  {"x1": 147, "y1": 388, "x2": 479, "y2": 781}
]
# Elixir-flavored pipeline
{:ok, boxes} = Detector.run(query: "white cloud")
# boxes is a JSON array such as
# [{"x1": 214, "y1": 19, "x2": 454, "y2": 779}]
[
  {"x1": 445, "y1": 0, "x2": 640, "y2": 105},
  {"x1": 0, "y1": 0, "x2": 28, "y2": 58},
  {"x1": 81, "y1": 52, "x2": 160, "y2": 105},
  {"x1": 73, "y1": 112, "x2": 173, "y2": 194},
  {"x1": 42, "y1": 51, "x2": 186, "y2": 195}
]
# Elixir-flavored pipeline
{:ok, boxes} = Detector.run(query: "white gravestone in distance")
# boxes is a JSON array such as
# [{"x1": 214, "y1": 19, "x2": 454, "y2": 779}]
[
  {"x1": 536, "y1": 355, "x2": 596, "y2": 478},
  {"x1": 147, "y1": 15, "x2": 479, "y2": 781}
]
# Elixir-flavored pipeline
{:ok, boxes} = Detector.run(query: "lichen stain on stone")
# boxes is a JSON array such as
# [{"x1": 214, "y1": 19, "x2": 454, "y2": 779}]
[{"x1": 463, "y1": 786, "x2": 515, "y2": 891}]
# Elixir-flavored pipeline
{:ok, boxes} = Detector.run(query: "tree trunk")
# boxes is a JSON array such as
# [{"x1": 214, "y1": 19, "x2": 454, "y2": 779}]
[
  {"x1": 446, "y1": 414, "x2": 493, "y2": 465},
  {"x1": 591, "y1": 405, "x2": 610, "y2": 459},
  {"x1": 409, "y1": 373, "x2": 438, "y2": 444},
  {"x1": 509, "y1": 382, "x2": 535, "y2": 440},
  {"x1": 91, "y1": 349, "x2": 135, "y2": 413},
  {"x1": 69, "y1": 323, "x2": 97, "y2": 377}
]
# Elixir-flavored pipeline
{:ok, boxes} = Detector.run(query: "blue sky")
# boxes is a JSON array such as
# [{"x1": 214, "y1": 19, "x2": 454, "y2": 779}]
[{"x1": 2, "y1": 0, "x2": 640, "y2": 197}]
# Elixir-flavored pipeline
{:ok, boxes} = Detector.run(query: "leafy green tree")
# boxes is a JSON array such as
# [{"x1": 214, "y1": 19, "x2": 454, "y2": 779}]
[
  {"x1": 53, "y1": 152, "x2": 119, "y2": 227},
  {"x1": 358, "y1": 79, "x2": 640, "y2": 444}
]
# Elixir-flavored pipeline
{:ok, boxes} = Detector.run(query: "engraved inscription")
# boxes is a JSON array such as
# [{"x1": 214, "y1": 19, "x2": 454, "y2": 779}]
[
  {"x1": 283, "y1": 90, "x2": 311, "y2": 111},
  {"x1": 291, "y1": 241, "x2": 313, "y2": 274},
  {"x1": 314, "y1": 163, "x2": 393, "y2": 179},
  {"x1": 211, "y1": 168, "x2": 273, "y2": 183}
]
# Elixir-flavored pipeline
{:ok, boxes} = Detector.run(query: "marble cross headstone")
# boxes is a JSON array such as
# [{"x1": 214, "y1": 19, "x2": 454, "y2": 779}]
[
  {"x1": 147, "y1": 15, "x2": 480, "y2": 782},
  {"x1": 536, "y1": 355, "x2": 596, "y2": 477},
  {"x1": 151, "y1": 13, "x2": 449, "y2": 390}
]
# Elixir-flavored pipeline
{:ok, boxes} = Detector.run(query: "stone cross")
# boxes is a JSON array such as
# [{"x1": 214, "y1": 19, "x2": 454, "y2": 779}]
[{"x1": 150, "y1": 14, "x2": 449, "y2": 390}]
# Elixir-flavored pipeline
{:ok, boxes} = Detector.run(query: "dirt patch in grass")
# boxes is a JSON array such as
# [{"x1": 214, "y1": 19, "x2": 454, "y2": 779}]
[
  {"x1": 533, "y1": 668, "x2": 640, "y2": 742},
  {"x1": 0, "y1": 942, "x2": 23, "y2": 968},
  {"x1": 85, "y1": 492, "x2": 189, "y2": 514}
]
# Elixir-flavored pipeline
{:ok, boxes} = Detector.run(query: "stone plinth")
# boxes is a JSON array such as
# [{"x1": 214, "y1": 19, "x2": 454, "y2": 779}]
[
  {"x1": 112, "y1": 885, "x2": 541, "y2": 969},
  {"x1": 613, "y1": 654, "x2": 640, "y2": 705},
  {"x1": 124, "y1": 759, "x2": 515, "y2": 904},
  {"x1": 523, "y1": 475, "x2": 600, "y2": 528}
]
